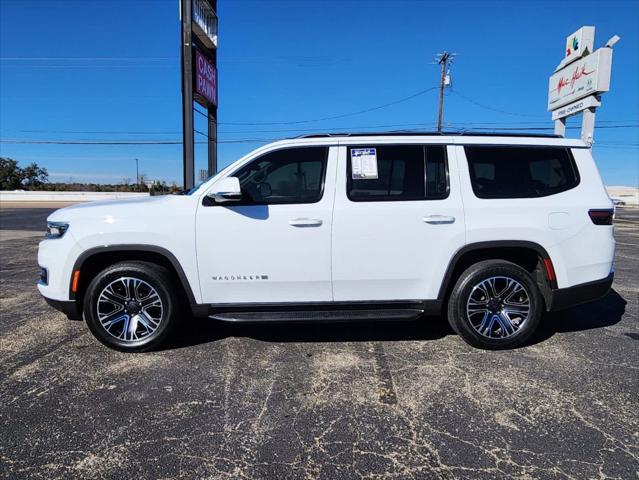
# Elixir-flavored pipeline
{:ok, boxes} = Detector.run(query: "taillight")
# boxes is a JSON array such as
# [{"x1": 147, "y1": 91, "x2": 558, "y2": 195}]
[
  {"x1": 588, "y1": 209, "x2": 614, "y2": 225},
  {"x1": 543, "y1": 258, "x2": 556, "y2": 282}
]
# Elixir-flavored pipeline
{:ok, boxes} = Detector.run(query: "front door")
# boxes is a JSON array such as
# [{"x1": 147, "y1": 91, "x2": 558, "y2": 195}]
[
  {"x1": 331, "y1": 143, "x2": 465, "y2": 302},
  {"x1": 196, "y1": 145, "x2": 337, "y2": 304}
]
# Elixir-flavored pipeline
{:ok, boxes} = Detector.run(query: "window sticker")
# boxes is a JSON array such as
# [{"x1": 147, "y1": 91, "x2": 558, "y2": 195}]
[{"x1": 351, "y1": 148, "x2": 378, "y2": 179}]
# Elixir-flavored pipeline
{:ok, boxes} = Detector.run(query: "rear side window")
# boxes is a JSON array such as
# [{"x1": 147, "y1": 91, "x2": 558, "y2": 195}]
[
  {"x1": 347, "y1": 145, "x2": 449, "y2": 201},
  {"x1": 233, "y1": 147, "x2": 328, "y2": 205},
  {"x1": 465, "y1": 146, "x2": 579, "y2": 199}
]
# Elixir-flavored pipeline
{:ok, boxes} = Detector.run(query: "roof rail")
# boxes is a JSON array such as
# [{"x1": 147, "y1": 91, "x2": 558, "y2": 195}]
[{"x1": 292, "y1": 131, "x2": 562, "y2": 139}]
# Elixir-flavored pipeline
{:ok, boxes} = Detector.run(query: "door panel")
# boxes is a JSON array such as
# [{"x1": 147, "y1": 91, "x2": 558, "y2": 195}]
[
  {"x1": 331, "y1": 144, "x2": 465, "y2": 301},
  {"x1": 196, "y1": 146, "x2": 337, "y2": 304}
]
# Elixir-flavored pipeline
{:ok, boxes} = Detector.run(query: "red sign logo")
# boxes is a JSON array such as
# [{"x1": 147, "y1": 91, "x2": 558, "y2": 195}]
[
  {"x1": 195, "y1": 49, "x2": 217, "y2": 107},
  {"x1": 556, "y1": 64, "x2": 593, "y2": 94}
]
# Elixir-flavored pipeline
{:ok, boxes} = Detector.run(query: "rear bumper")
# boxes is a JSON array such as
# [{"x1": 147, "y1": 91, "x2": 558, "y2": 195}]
[
  {"x1": 548, "y1": 272, "x2": 614, "y2": 311},
  {"x1": 44, "y1": 297, "x2": 82, "y2": 320}
]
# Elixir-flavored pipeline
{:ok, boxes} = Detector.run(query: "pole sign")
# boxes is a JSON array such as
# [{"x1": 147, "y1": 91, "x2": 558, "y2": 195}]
[
  {"x1": 548, "y1": 25, "x2": 619, "y2": 145},
  {"x1": 551, "y1": 95, "x2": 601, "y2": 120},
  {"x1": 194, "y1": 47, "x2": 217, "y2": 107},
  {"x1": 547, "y1": 47, "x2": 612, "y2": 111},
  {"x1": 181, "y1": 0, "x2": 218, "y2": 190}
]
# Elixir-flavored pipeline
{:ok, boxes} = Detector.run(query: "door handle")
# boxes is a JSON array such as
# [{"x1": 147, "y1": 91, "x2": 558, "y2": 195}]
[
  {"x1": 423, "y1": 215, "x2": 455, "y2": 225},
  {"x1": 289, "y1": 218, "x2": 323, "y2": 227}
]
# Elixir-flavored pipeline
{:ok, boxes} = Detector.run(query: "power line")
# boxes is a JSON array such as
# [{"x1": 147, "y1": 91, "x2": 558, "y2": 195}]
[
  {"x1": 8, "y1": 120, "x2": 634, "y2": 137},
  {"x1": 2, "y1": 125, "x2": 637, "y2": 146},
  {"x1": 194, "y1": 86, "x2": 440, "y2": 125},
  {"x1": 0, "y1": 57, "x2": 173, "y2": 61},
  {"x1": 1, "y1": 140, "x2": 186, "y2": 145},
  {"x1": 446, "y1": 120, "x2": 637, "y2": 126},
  {"x1": 593, "y1": 144, "x2": 639, "y2": 149},
  {"x1": 596, "y1": 143, "x2": 639, "y2": 146},
  {"x1": 453, "y1": 124, "x2": 639, "y2": 131},
  {"x1": 450, "y1": 90, "x2": 547, "y2": 118},
  {"x1": 0, "y1": 139, "x2": 280, "y2": 145},
  {"x1": 18, "y1": 129, "x2": 183, "y2": 135}
]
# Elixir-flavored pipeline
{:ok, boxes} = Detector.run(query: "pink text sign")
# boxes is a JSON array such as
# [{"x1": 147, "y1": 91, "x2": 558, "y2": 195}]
[{"x1": 195, "y1": 49, "x2": 217, "y2": 107}]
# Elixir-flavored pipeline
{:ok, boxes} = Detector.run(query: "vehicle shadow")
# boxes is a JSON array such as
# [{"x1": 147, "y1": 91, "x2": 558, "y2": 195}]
[
  {"x1": 528, "y1": 288, "x2": 627, "y2": 346},
  {"x1": 165, "y1": 289, "x2": 627, "y2": 351},
  {"x1": 166, "y1": 315, "x2": 453, "y2": 350}
]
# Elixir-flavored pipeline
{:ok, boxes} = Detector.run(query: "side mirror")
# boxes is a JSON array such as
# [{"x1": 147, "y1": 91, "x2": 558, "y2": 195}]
[{"x1": 207, "y1": 177, "x2": 242, "y2": 203}]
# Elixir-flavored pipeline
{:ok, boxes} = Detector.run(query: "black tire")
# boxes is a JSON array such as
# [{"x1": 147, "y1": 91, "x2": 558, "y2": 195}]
[
  {"x1": 447, "y1": 260, "x2": 543, "y2": 350},
  {"x1": 83, "y1": 261, "x2": 178, "y2": 352}
]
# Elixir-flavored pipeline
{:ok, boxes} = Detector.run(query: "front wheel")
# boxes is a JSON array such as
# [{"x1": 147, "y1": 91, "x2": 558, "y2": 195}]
[
  {"x1": 83, "y1": 261, "x2": 178, "y2": 352},
  {"x1": 447, "y1": 260, "x2": 543, "y2": 350}
]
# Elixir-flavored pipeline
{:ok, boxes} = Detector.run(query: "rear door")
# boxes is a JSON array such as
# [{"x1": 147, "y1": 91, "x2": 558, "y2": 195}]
[{"x1": 331, "y1": 142, "x2": 465, "y2": 301}]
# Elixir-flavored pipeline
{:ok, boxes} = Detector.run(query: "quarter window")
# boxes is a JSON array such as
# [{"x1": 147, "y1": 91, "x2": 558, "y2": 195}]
[
  {"x1": 465, "y1": 146, "x2": 580, "y2": 199},
  {"x1": 347, "y1": 145, "x2": 449, "y2": 201},
  {"x1": 233, "y1": 147, "x2": 328, "y2": 205}
]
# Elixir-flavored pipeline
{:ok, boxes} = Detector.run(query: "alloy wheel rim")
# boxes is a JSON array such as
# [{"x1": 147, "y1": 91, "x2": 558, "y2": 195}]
[
  {"x1": 96, "y1": 276, "x2": 163, "y2": 342},
  {"x1": 466, "y1": 276, "x2": 530, "y2": 339}
]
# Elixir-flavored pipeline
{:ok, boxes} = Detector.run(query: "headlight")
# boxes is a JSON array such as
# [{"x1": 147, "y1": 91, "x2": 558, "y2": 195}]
[{"x1": 46, "y1": 221, "x2": 69, "y2": 239}]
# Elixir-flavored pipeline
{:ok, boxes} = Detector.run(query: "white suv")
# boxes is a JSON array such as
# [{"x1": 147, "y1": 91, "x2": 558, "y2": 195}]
[{"x1": 38, "y1": 133, "x2": 615, "y2": 351}]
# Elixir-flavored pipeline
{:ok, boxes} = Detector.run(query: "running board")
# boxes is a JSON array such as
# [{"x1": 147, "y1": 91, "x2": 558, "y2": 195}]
[{"x1": 209, "y1": 308, "x2": 424, "y2": 323}]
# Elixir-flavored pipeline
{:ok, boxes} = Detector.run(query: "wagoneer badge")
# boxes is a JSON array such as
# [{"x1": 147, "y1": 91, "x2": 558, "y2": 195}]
[{"x1": 212, "y1": 275, "x2": 269, "y2": 281}]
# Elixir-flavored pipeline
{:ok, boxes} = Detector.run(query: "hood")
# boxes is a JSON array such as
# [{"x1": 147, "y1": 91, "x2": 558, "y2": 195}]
[{"x1": 47, "y1": 194, "x2": 193, "y2": 223}]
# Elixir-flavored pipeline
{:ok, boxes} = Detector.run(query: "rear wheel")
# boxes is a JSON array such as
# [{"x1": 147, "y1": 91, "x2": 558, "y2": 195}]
[
  {"x1": 447, "y1": 260, "x2": 542, "y2": 350},
  {"x1": 83, "y1": 261, "x2": 177, "y2": 352}
]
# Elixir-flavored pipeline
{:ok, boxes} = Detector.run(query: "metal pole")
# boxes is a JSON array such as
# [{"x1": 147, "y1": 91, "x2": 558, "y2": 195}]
[
  {"x1": 209, "y1": 0, "x2": 218, "y2": 177},
  {"x1": 181, "y1": 0, "x2": 195, "y2": 190},
  {"x1": 207, "y1": 106, "x2": 217, "y2": 176},
  {"x1": 135, "y1": 158, "x2": 139, "y2": 191},
  {"x1": 437, "y1": 52, "x2": 449, "y2": 133},
  {"x1": 581, "y1": 107, "x2": 596, "y2": 146},
  {"x1": 554, "y1": 118, "x2": 566, "y2": 137}
]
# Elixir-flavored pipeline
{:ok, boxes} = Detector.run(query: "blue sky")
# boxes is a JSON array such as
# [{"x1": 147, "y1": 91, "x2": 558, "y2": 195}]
[{"x1": 1, "y1": 0, "x2": 638, "y2": 187}]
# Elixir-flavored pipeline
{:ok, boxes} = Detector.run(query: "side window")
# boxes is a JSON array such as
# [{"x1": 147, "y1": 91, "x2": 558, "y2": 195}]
[
  {"x1": 233, "y1": 147, "x2": 328, "y2": 205},
  {"x1": 465, "y1": 146, "x2": 580, "y2": 199},
  {"x1": 347, "y1": 145, "x2": 449, "y2": 201},
  {"x1": 425, "y1": 145, "x2": 449, "y2": 200}
]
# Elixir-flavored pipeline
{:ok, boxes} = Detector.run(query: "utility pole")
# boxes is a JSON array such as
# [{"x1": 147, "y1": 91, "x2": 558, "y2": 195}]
[
  {"x1": 435, "y1": 51, "x2": 455, "y2": 132},
  {"x1": 135, "y1": 158, "x2": 139, "y2": 191},
  {"x1": 180, "y1": 0, "x2": 195, "y2": 190}
]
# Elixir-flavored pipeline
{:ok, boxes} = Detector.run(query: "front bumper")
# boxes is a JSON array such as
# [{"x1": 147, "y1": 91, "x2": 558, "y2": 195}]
[
  {"x1": 44, "y1": 297, "x2": 82, "y2": 320},
  {"x1": 37, "y1": 230, "x2": 83, "y2": 302},
  {"x1": 548, "y1": 272, "x2": 614, "y2": 311}
]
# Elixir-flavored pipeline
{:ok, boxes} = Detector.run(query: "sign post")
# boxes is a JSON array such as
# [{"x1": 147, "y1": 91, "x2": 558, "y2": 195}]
[
  {"x1": 180, "y1": 0, "x2": 218, "y2": 190},
  {"x1": 547, "y1": 26, "x2": 619, "y2": 145}
]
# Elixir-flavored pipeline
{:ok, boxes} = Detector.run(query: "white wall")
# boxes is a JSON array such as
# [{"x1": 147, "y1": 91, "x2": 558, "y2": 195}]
[{"x1": 0, "y1": 191, "x2": 150, "y2": 203}]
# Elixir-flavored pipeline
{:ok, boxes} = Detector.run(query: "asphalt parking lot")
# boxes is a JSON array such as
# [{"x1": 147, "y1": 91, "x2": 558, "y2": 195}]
[{"x1": 1, "y1": 206, "x2": 637, "y2": 479}]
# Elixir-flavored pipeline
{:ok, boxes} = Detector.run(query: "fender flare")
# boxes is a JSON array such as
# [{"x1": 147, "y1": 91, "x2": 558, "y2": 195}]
[
  {"x1": 437, "y1": 240, "x2": 556, "y2": 301},
  {"x1": 70, "y1": 244, "x2": 198, "y2": 305}
]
